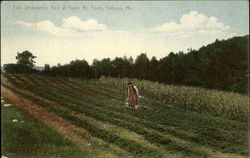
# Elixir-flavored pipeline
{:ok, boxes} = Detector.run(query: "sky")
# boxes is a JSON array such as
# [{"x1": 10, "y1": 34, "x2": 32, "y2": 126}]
[{"x1": 1, "y1": 1, "x2": 249, "y2": 66}]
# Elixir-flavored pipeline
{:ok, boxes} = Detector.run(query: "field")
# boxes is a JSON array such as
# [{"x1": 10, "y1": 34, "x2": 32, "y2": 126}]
[
  {"x1": 1, "y1": 97, "x2": 89, "y2": 158},
  {"x1": 1, "y1": 74, "x2": 248, "y2": 158}
]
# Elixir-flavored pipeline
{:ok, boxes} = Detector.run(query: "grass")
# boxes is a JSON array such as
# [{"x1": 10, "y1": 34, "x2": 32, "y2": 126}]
[
  {"x1": 1, "y1": 74, "x2": 248, "y2": 158},
  {"x1": 1, "y1": 97, "x2": 90, "y2": 158}
]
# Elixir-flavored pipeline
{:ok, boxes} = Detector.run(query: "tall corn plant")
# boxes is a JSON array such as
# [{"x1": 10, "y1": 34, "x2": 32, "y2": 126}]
[{"x1": 93, "y1": 77, "x2": 248, "y2": 122}]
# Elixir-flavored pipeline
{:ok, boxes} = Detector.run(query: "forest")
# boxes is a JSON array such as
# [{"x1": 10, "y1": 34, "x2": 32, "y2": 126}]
[{"x1": 3, "y1": 35, "x2": 249, "y2": 94}]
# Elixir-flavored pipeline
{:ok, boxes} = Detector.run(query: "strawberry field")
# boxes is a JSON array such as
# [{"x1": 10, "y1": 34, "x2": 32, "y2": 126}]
[{"x1": 1, "y1": 74, "x2": 248, "y2": 158}]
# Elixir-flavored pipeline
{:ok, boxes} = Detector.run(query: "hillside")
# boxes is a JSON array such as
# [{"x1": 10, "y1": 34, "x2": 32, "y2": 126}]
[
  {"x1": 1, "y1": 74, "x2": 248, "y2": 158},
  {"x1": 3, "y1": 35, "x2": 249, "y2": 94},
  {"x1": 34, "y1": 35, "x2": 248, "y2": 94},
  {"x1": 156, "y1": 35, "x2": 249, "y2": 93}
]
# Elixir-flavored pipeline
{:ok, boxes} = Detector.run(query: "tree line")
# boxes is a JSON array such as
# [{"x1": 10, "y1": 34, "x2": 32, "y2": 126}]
[{"x1": 3, "y1": 35, "x2": 248, "y2": 94}]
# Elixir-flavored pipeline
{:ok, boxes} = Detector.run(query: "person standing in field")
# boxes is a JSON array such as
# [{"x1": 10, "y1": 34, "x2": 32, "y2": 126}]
[{"x1": 127, "y1": 82, "x2": 139, "y2": 108}]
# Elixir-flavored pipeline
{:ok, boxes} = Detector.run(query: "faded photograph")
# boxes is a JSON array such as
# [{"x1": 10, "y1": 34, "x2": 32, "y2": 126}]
[{"x1": 1, "y1": 1, "x2": 249, "y2": 158}]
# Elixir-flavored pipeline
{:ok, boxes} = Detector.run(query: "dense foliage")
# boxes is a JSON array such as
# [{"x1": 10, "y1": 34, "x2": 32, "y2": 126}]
[
  {"x1": 89, "y1": 35, "x2": 248, "y2": 93},
  {"x1": 42, "y1": 60, "x2": 93, "y2": 79},
  {"x1": 4, "y1": 51, "x2": 37, "y2": 74},
  {"x1": 3, "y1": 35, "x2": 248, "y2": 93}
]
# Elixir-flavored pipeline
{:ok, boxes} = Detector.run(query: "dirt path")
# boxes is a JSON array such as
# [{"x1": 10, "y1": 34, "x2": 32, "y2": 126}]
[{"x1": 1, "y1": 85, "x2": 132, "y2": 158}]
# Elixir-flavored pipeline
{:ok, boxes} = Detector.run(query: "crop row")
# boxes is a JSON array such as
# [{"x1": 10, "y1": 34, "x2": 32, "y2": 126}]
[
  {"x1": 2, "y1": 80, "x2": 159, "y2": 157},
  {"x1": 92, "y1": 77, "x2": 248, "y2": 122}
]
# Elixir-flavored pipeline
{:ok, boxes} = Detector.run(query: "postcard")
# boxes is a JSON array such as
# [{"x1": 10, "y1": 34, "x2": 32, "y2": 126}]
[{"x1": 1, "y1": 1, "x2": 249, "y2": 158}]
